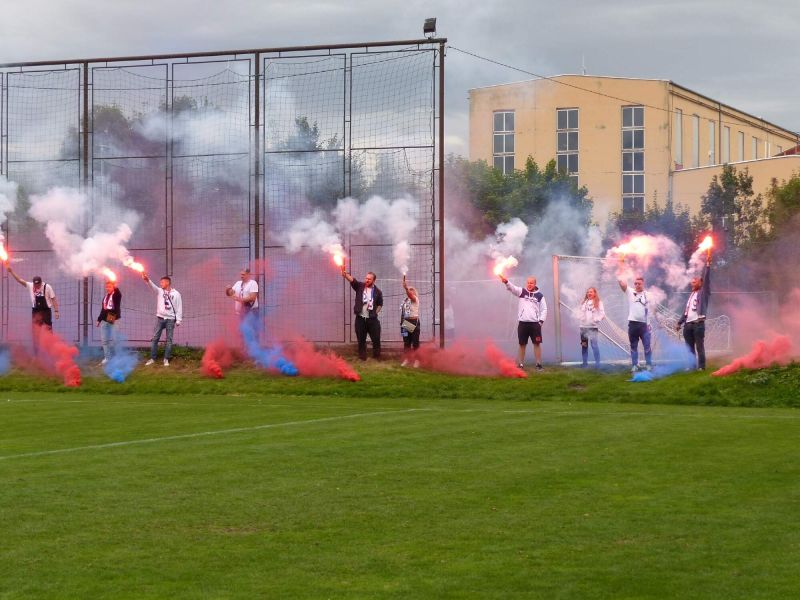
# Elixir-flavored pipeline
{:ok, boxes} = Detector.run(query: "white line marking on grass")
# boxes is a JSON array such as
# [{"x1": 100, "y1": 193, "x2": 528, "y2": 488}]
[{"x1": 0, "y1": 409, "x2": 427, "y2": 462}]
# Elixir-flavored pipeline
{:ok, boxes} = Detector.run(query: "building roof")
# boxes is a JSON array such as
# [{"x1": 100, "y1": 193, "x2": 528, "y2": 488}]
[{"x1": 470, "y1": 75, "x2": 799, "y2": 139}]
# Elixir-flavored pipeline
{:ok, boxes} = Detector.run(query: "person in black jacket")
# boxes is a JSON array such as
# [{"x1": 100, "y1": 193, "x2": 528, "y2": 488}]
[
  {"x1": 96, "y1": 279, "x2": 122, "y2": 365},
  {"x1": 676, "y1": 258, "x2": 711, "y2": 370},
  {"x1": 341, "y1": 265, "x2": 383, "y2": 360}
]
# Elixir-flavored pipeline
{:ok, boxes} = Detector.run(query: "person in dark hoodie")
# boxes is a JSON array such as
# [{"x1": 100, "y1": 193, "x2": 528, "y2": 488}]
[
  {"x1": 676, "y1": 257, "x2": 712, "y2": 370},
  {"x1": 341, "y1": 265, "x2": 383, "y2": 360},
  {"x1": 96, "y1": 279, "x2": 122, "y2": 365}
]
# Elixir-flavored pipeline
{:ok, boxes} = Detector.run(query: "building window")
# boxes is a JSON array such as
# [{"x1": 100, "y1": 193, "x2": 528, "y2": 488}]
[
  {"x1": 708, "y1": 121, "x2": 716, "y2": 165},
  {"x1": 777, "y1": 145, "x2": 783, "y2": 155},
  {"x1": 723, "y1": 127, "x2": 730, "y2": 163},
  {"x1": 556, "y1": 108, "x2": 579, "y2": 182},
  {"x1": 738, "y1": 132, "x2": 744, "y2": 161},
  {"x1": 493, "y1": 111, "x2": 515, "y2": 174},
  {"x1": 691, "y1": 115, "x2": 700, "y2": 167},
  {"x1": 674, "y1": 108, "x2": 683, "y2": 165},
  {"x1": 765, "y1": 141, "x2": 770, "y2": 157},
  {"x1": 752, "y1": 137, "x2": 758, "y2": 159},
  {"x1": 622, "y1": 106, "x2": 645, "y2": 214}
]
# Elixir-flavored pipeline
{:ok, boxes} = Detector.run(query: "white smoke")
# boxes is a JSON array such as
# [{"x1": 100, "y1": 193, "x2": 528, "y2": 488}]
[
  {"x1": 28, "y1": 187, "x2": 140, "y2": 278},
  {"x1": 333, "y1": 195, "x2": 418, "y2": 274},
  {"x1": 282, "y1": 194, "x2": 418, "y2": 274},
  {"x1": 283, "y1": 211, "x2": 344, "y2": 257},
  {"x1": 0, "y1": 175, "x2": 20, "y2": 244}
]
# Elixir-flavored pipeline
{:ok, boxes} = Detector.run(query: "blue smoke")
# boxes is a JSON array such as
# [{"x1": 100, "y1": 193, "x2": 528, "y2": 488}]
[
  {"x1": 102, "y1": 332, "x2": 138, "y2": 383},
  {"x1": 0, "y1": 346, "x2": 10, "y2": 376},
  {"x1": 628, "y1": 328, "x2": 693, "y2": 383},
  {"x1": 239, "y1": 313, "x2": 298, "y2": 376}
]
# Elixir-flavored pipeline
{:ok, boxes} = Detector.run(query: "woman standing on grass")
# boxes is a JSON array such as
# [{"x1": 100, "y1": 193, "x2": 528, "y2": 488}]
[
  {"x1": 400, "y1": 274, "x2": 420, "y2": 368},
  {"x1": 578, "y1": 287, "x2": 605, "y2": 367},
  {"x1": 96, "y1": 279, "x2": 122, "y2": 366}
]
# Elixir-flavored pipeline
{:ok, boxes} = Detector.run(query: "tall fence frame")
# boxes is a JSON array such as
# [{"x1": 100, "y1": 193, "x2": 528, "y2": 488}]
[{"x1": 0, "y1": 38, "x2": 446, "y2": 347}]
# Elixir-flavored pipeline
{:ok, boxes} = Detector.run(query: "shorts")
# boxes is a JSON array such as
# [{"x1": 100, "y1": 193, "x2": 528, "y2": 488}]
[{"x1": 518, "y1": 321, "x2": 542, "y2": 345}]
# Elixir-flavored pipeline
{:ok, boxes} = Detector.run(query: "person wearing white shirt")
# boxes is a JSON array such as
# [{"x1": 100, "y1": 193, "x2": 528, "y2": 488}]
[
  {"x1": 225, "y1": 268, "x2": 259, "y2": 317},
  {"x1": 498, "y1": 273, "x2": 548, "y2": 371},
  {"x1": 618, "y1": 276, "x2": 652, "y2": 371},
  {"x1": 400, "y1": 274, "x2": 420, "y2": 367},
  {"x1": 141, "y1": 272, "x2": 182, "y2": 367},
  {"x1": 5, "y1": 263, "x2": 59, "y2": 355},
  {"x1": 578, "y1": 287, "x2": 605, "y2": 367}
]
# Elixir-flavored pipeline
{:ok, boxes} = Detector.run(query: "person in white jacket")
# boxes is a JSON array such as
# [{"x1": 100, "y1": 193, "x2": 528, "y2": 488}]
[
  {"x1": 578, "y1": 287, "x2": 605, "y2": 367},
  {"x1": 141, "y1": 272, "x2": 183, "y2": 367},
  {"x1": 498, "y1": 274, "x2": 548, "y2": 370}
]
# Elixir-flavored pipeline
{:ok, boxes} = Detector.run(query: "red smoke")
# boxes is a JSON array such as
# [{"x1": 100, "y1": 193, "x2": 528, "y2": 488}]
[
  {"x1": 713, "y1": 288, "x2": 800, "y2": 377},
  {"x1": 283, "y1": 338, "x2": 360, "y2": 382},
  {"x1": 201, "y1": 339, "x2": 243, "y2": 379},
  {"x1": 712, "y1": 336, "x2": 793, "y2": 376},
  {"x1": 32, "y1": 328, "x2": 81, "y2": 387},
  {"x1": 415, "y1": 340, "x2": 527, "y2": 378}
]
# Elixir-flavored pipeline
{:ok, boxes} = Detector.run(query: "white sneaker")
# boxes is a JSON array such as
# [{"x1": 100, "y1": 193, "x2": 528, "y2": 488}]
[
  {"x1": 401, "y1": 359, "x2": 409, "y2": 367},
  {"x1": 631, "y1": 365, "x2": 639, "y2": 373},
  {"x1": 145, "y1": 359, "x2": 155, "y2": 366},
  {"x1": 100, "y1": 358, "x2": 108, "y2": 366},
  {"x1": 163, "y1": 359, "x2": 170, "y2": 367},
  {"x1": 413, "y1": 360, "x2": 420, "y2": 368}
]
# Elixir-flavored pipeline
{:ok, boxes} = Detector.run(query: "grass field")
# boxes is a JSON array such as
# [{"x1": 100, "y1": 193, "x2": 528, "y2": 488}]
[{"x1": 1, "y1": 361, "x2": 799, "y2": 599}]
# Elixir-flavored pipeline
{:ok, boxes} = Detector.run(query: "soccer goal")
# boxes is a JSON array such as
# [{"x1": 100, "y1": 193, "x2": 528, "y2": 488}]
[{"x1": 552, "y1": 254, "x2": 731, "y2": 365}]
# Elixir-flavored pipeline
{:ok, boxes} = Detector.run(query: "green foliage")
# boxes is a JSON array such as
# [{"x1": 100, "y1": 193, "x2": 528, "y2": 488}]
[
  {"x1": 766, "y1": 172, "x2": 800, "y2": 236},
  {"x1": 698, "y1": 164, "x2": 769, "y2": 254},
  {"x1": 445, "y1": 154, "x2": 592, "y2": 236}
]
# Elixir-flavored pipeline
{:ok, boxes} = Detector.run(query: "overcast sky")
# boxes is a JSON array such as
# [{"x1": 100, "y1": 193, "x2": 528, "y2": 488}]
[{"x1": 1, "y1": 0, "x2": 797, "y2": 156}]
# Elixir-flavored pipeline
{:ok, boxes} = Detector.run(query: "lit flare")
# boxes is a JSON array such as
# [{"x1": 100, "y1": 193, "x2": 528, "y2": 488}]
[
  {"x1": 122, "y1": 256, "x2": 145, "y2": 273},
  {"x1": 493, "y1": 255, "x2": 518, "y2": 277},
  {"x1": 101, "y1": 267, "x2": 117, "y2": 282},
  {"x1": 697, "y1": 235, "x2": 713, "y2": 263},
  {"x1": 0, "y1": 242, "x2": 8, "y2": 262}
]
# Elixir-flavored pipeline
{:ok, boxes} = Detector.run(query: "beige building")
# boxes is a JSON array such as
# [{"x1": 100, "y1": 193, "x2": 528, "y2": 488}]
[{"x1": 469, "y1": 76, "x2": 800, "y2": 221}]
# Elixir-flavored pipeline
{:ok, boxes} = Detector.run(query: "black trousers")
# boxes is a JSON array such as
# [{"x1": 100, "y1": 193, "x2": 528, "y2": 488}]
[
  {"x1": 402, "y1": 319, "x2": 420, "y2": 352},
  {"x1": 683, "y1": 320, "x2": 706, "y2": 369},
  {"x1": 355, "y1": 316, "x2": 381, "y2": 360}
]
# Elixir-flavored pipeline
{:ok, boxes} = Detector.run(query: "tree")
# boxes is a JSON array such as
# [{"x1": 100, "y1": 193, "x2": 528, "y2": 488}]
[
  {"x1": 444, "y1": 154, "x2": 592, "y2": 236},
  {"x1": 766, "y1": 173, "x2": 800, "y2": 238},
  {"x1": 698, "y1": 164, "x2": 769, "y2": 255}
]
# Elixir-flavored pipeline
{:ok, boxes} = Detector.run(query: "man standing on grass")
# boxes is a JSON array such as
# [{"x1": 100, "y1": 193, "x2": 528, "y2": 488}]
[
  {"x1": 498, "y1": 274, "x2": 547, "y2": 371},
  {"x1": 225, "y1": 267, "x2": 259, "y2": 319},
  {"x1": 619, "y1": 276, "x2": 652, "y2": 372},
  {"x1": 676, "y1": 258, "x2": 712, "y2": 370},
  {"x1": 4, "y1": 262, "x2": 59, "y2": 355},
  {"x1": 141, "y1": 272, "x2": 182, "y2": 367},
  {"x1": 341, "y1": 265, "x2": 383, "y2": 360}
]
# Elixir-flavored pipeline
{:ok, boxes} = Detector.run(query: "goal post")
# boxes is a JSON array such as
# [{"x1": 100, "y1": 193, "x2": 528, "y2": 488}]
[{"x1": 552, "y1": 254, "x2": 732, "y2": 365}]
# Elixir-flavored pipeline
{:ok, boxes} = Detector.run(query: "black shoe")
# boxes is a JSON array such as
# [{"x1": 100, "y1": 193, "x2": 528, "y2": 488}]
[{"x1": 535, "y1": 364, "x2": 543, "y2": 371}]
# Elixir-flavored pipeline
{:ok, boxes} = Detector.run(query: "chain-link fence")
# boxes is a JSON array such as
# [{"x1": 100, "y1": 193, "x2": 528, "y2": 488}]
[{"x1": 0, "y1": 40, "x2": 445, "y2": 347}]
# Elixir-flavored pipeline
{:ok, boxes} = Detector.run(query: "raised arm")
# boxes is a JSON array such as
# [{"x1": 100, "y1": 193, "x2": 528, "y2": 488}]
[
  {"x1": 618, "y1": 279, "x2": 628, "y2": 292},
  {"x1": 141, "y1": 272, "x2": 159, "y2": 292},
  {"x1": 402, "y1": 275, "x2": 417, "y2": 302},
  {"x1": 341, "y1": 265, "x2": 355, "y2": 284},
  {"x1": 6, "y1": 265, "x2": 27, "y2": 287}
]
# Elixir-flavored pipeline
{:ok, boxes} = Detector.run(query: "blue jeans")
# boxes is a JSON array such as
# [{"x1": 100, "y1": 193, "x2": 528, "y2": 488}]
[
  {"x1": 100, "y1": 321, "x2": 116, "y2": 359},
  {"x1": 628, "y1": 321, "x2": 652, "y2": 367},
  {"x1": 150, "y1": 318, "x2": 176, "y2": 360},
  {"x1": 580, "y1": 327, "x2": 600, "y2": 366}
]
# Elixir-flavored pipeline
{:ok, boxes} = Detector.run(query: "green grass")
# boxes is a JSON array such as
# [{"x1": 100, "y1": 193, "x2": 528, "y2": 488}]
[{"x1": 1, "y1": 362, "x2": 800, "y2": 598}]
